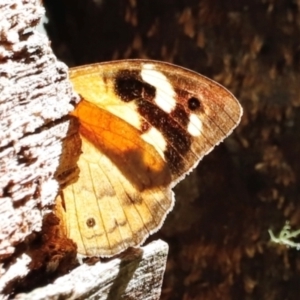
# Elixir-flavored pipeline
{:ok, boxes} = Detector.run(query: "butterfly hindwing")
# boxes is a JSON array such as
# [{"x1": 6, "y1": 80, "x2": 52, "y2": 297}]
[{"x1": 57, "y1": 59, "x2": 242, "y2": 256}]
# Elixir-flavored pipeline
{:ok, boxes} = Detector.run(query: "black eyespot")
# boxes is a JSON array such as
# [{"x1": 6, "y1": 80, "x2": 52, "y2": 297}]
[
  {"x1": 86, "y1": 218, "x2": 96, "y2": 228},
  {"x1": 188, "y1": 97, "x2": 201, "y2": 111}
]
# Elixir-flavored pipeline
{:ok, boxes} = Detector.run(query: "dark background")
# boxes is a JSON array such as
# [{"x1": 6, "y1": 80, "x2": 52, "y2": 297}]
[{"x1": 43, "y1": 0, "x2": 300, "y2": 299}]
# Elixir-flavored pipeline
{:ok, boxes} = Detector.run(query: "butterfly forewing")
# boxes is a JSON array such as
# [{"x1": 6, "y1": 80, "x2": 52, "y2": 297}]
[
  {"x1": 59, "y1": 59, "x2": 242, "y2": 256},
  {"x1": 70, "y1": 60, "x2": 241, "y2": 181}
]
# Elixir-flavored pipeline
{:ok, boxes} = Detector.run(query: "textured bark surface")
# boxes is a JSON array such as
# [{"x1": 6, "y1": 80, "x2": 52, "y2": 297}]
[
  {"x1": 0, "y1": 0, "x2": 80, "y2": 295},
  {"x1": 14, "y1": 239, "x2": 168, "y2": 300},
  {"x1": 43, "y1": 0, "x2": 300, "y2": 299}
]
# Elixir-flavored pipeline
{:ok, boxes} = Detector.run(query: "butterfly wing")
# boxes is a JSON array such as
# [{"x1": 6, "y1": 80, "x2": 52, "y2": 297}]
[{"x1": 58, "y1": 60, "x2": 242, "y2": 256}]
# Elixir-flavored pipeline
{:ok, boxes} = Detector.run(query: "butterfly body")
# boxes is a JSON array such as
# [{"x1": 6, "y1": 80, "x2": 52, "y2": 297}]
[{"x1": 58, "y1": 60, "x2": 242, "y2": 257}]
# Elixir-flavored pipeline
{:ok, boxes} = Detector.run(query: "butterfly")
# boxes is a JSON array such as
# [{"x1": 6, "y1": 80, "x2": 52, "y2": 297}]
[{"x1": 56, "y1": 59, "x2": 242, "y2": 257}]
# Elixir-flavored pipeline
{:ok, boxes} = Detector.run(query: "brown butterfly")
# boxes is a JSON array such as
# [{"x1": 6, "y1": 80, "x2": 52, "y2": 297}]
[{"x1": 56, "y1": 60, "x2": 242, "y2": 257}]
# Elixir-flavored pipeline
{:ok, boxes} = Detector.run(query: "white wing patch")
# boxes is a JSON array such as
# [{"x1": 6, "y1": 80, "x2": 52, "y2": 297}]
[
  {"x1": 187, "y1": 114, "x2": 202, "y2": 136},
  {"x1": 141, "y1": 127, "x2": 167, "y2": 160},
  {"x1": 141, "y1": 64, "x2": 176, "y2": 113}
]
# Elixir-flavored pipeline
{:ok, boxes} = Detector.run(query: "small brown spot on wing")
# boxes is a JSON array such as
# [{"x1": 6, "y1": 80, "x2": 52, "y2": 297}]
[
  {"x1": 141, "y1": 120, "x2": 151, "y2": 133},
  {"x1": 86, "y1": 218, "x2": 96, "y2": 228}
]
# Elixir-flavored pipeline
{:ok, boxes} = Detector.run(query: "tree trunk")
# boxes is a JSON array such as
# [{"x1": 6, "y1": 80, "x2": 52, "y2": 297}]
[{"x1": 0, "y1": 1, "x2": 168, "y2": 298}]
